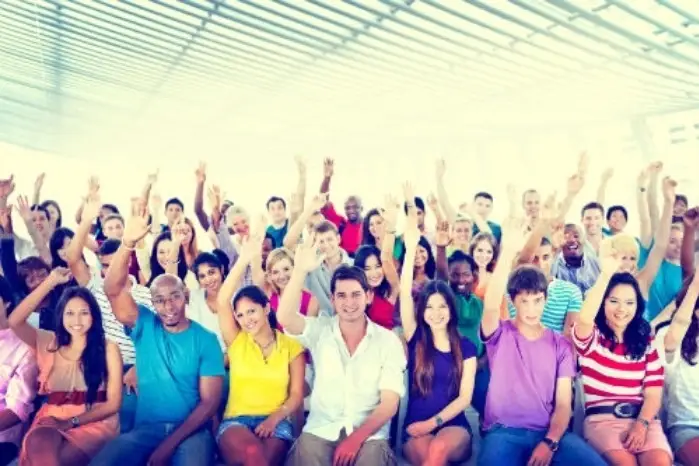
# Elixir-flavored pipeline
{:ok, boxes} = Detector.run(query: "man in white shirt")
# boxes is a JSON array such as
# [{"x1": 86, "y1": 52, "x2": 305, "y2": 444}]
[{"x1": 276, "y1": 238, "x2": 406, "y2": 466}]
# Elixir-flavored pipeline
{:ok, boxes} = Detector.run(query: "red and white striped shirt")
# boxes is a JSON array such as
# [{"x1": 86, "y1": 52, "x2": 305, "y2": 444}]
[{"x1": 572, "y1": 326, "x2": 664, "y2": 409}]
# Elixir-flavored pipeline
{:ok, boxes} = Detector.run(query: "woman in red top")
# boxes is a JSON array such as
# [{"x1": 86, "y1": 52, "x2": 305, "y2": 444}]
[{"x1": 353, "y1": 195, "x2": 400, "y2": 330}]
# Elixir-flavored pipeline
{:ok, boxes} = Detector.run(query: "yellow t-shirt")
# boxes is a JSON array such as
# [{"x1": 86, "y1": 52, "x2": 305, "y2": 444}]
[{"x1": 223, "y1": 330, "x2": 304, "y2": 418}]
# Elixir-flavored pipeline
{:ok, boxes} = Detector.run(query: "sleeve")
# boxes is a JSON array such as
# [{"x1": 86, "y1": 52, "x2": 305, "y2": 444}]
[
  {"x1": 392, "y1": 236, "x2": 404, "y2": 261},
  {"x1": 378, "y1": 331, "x2": 407, "y2": 398},
  {"x1": 480, "y1": 320, "x2": 504, "y2": 346},
  {"x1": 638, "y1": 240, "x2": 653, "y2": 269},
  {"x1": 0, "y1": 237, "x2": 23, "y2": 292},
  {"x1": 555, "y1": 337, "x2": 577, "y2": 379},
  {"x1": 459, "y1": 337, "x2": 478, "y2": 360},
  {"x1": 5, "y1": 348, "x2": 38, "y2": 422},
  {"x1": 320, "y1": 202, "x2": 345, "y2": 228},
  {"x1": 285, "y1": 316, "x2": 330, "y2": 351},
  {"x1": 285, "y1": 335, "x2": 305, "y2": 362},
  {"x1": 643, "y1": 341, "x2": 665, "y2": 388},
  {"x1": 199, "y1": 330, "x2": 226, "y2": 378},
  {"x1": 566, "y1": 284, "x2": 583, "y2": 314},
  {"x1": 127, "y1": 305, "x2": 154, "y2": 342},
  {"x1": 571, "y1": 324, "x2": 598, "y2": 356}
]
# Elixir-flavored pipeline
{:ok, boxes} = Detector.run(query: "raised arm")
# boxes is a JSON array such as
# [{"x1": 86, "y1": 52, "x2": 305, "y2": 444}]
[
  {"x1": 636, "y1": 168, "x2": 653, "y2": 248},
  {"x1": 425, "y1": 193, "x2": 445, "y2": 225},
  {"x1": 166, "y1": 217, "x2": 186, "y2": 276},
  {"x1": 32, "y1": 173, "x2": 45, "y2": 206},
  {"x1": 104, "y1": 204, "x2": 151, "y2": 328},
  {"x1": 66, "y1": 189, "x2": 101, "y2": 286},
  {"x1": 216, "y1": 228, "x2": 265, "y2": 347},
  {"x1": 518, "y1": 193, "x2": 557, "y2": 264},
  {"x1": 664, "y1": 272, "x2": 699, "y2": 353},
  {"x1": 481, "y1": 218, "x2": 522, "y2": 338},
  {"x1": 596, "y1": 168, "x2": 614, "y2": 206},
  {"x1": 435, "y1": 159, "x2": 458, "y2": 224},
  {"x1": 276, "y1": 235, "x2": 324, "y2": 336},
  {"x1": 15, "y1": 195, "x2": 51, "y2": 265},
  {"x1": 575, "y1": 244, "x2": 621, "y2": 340},
  {"x1": 9, "y1": 268, "x2": 72, "y2": 348},
  {"x1": 319, "y1": 157, "x2": 333, "y2": 195},
  {"x1": 434, "y1": 221, "x2": 450, "y2": 281},
  {"x1": 399, "y1": 194, "x2": 421, "y2": 341},
  {"x1": 283, "y1": 193, "x2": 327, "y2": 251},
  {"x1": 193, "y1": 162, "x2": 211, "y2": 231},
  {"x1": 379, "y1": 195, "x2": 400, "y2": 302},
  {"x1": 289, "y1": 156, "x2": 307, "y2": 225},
  {"x1": 636, "y1": 177, "x2": 676, "y2": 294},
  {"x1": 556, "y1": 172, "x2": 585, "y2": 224},
  {"x1": 681, "y1": 208, "x2": 699, "y2": 278},
  {"x1": 647, "y1": 162, "x2": 663, "y2": 235}
]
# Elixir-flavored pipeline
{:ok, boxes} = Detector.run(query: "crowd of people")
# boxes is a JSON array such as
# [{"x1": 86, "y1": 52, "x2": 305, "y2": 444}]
[{"x1": 0, "y1": 152, "x2": 696, "y2": 466}]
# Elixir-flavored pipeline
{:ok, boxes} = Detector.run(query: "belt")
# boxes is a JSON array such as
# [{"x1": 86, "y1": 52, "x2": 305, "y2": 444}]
[{"x1": 585, "y1": 402, "x2": 641, "y2": 419}]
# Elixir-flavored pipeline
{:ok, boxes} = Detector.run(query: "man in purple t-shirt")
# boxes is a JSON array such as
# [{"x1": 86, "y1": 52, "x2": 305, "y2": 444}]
[{"x1": 477, "y1": 219, "x2": 606, "y2": 466}]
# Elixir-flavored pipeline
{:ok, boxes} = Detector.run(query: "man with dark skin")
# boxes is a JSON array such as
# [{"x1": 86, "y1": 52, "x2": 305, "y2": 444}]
[
  {"x1": 319, "y1": 158, "x2": 363, "y2": 257},
  {"x1": 551, "y1": 224, "x2": 601, "y2": 296}
]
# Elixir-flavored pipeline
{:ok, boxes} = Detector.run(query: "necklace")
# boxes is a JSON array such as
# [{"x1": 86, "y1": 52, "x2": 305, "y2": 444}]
[{"x1": 257, "y1": 338, "x2": 276, "y2": 351}]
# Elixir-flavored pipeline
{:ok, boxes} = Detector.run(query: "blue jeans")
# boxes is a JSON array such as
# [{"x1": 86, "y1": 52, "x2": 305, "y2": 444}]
[
  {"x1": 89, "y1": 424, "x2": 214, "y2": 466},
  {"x1": 471, "y1": 364, "x2": 490, "y2": 417},
  {"x1": 120, "y1": 364, "x2": 137, "y2": 434},
  {"x1": 478, "y1": 425, "x2": 607, "y2": 466}
]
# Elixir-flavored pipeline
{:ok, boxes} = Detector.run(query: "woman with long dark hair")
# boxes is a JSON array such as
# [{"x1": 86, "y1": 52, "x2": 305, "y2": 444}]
[
  {"x1": 9, "y1": 268, "x2": 122, "y2": 466},
  {"x1": 186, "y1": 252, "x2": 228, "y2": 352},
  {"x1": 360, "y1": 208, "x2": 385, "y2": 247},
  {"x1": 655, "y1": 272, "x2": 699, "y2": 466},
  {"x1": 399, "y1": 206, "x2": 477, "y2": 465},
  {"x1": 215, "y1": 234, "x2": 305, "y2": 466},
  {"x1": 144, "y1": 231, "x2": 188, "y2": 287},
  {"x1": 572, "y1": 245, "x2": 672, "y2": 466}
]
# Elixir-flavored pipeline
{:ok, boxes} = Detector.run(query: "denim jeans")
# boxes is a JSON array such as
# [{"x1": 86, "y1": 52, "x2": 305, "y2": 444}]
[
  {"x1": 119, "y1": 364, "x2": 137, "y2": 434},
  {"x1": 478, "y1": 425, "x2": 607, "y2": 466},
  {"x1": 471, "y1": 364, "x2": 490, "y2": 417},
  {"x1": 89, "y1": 424, "x2": 214, "y2": 466}
]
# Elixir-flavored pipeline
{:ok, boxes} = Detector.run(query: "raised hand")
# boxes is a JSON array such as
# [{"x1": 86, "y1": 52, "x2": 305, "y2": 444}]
[
  {"x1": 381, "y1": 194, "x2": 399, "y2": 229},
  {"x1": 0, "y1": 206, "x2": 12, "y2": 233},
  {"x1": 146, "y1": 169, "x2": 159, "y2": 187},
  {"x1": 123, "y1": 201, "x2": 151, "y2": 244},
  {"x1": 87, "y1": 176, "x2": 100, "y2": 196},
  {"x1": 289, "y1": 193, "x2": 303, "y2": 215},
  {"x1": 637, "y1": 168, "x2": 649, "y2": 189},
  {"x1": 506, "y1": 183, "x2": 517, "y2": 202},
  {"x1": 598, "y1": 241, "x2": 622, "y2": 276},
  {"x1": 15, "y1": 195, "x2": 32, "y2": 222},
  {"x1": 323, "y1": 158, "x2": 334, "y2": 178},
  {"x1": 402, "y1": 181, "x2": 416, "y2": 204},
  {"x1": 34, "y1": 172, "x2": 46, "y2": 191},
  {"x1": 294, "y1": 234, "x2": 325, "y2": 273},
  {"x1": 83, "y1": 191, "x2": 102, "y2": 221},
  {"x1": 295, "y1": 155, "x2": 307, "y2": 177},
  {"x1": 195, "y1": 162, "x2": 206, "y2": 184},
  {"x1": 149, "y1": 193, "x2": 162, "y2": 213},
  {"x1": 403, "y1": 207, "x2": 421, "y2": 248},
  {"x1": 662, "y1": 176, "x2": 677, "y2": 202},
  {"x1": 171, "y1": 216, "x2": 188, "y2": 244},
  {"x1": 566, "y1": 173, "x2": 585, "y2": 195},
  {"x1": 601, "y1": 167, "x2": 614, "y2": 182},
  {"x1": 648, "y1": 161, "x2": 663, "y2": 176},
  {"x1": 48, "y1": 267, "x2": 73, "y2": 286},
  {"x1": 426, "y1": 192, "x2": 439, "y2": 211},
  {"x1": 501, "y1": 216, "x2": 526, "y2": 252},
  {"x1": 540, "y1": 192, "x2": 558, "y2": 222},
  {"x1": 434, "y1": 220, "x2": 450, "y2": 248},
  {"x1": 435, "y1": 158, "x2": 446, "y2": 179},
  {"x1": 0, "y1": 175, "x2": 15, "y2": 200},
  {"x1": 683, "y1": 207, "x2": 699, "y2": 229},
  {"x1": 577, "y1": 151, "x2": 589, "y2": 176},
  {"x1": 308, "y1": 192, "x2": 328, "y2": 212}
]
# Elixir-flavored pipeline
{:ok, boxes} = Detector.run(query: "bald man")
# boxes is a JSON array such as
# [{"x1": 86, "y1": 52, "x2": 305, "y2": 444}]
[{"x1": 92, "y1": 236, "x2": 224, "y2": 466}]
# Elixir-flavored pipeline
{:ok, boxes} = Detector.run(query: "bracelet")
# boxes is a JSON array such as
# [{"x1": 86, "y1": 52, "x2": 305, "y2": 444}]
[
  {"x1": 122, "y1": 241, "x2": 136, "y2": 251},
  {"x1": 386, "y1": 230, "x2": 397, "y2": 235},
  {"x1": 166, "y1": 259, "x2": 180, "y2": 265},
  {"x1": 636, "y1": 418, "x2": 650, "y2": 429}
]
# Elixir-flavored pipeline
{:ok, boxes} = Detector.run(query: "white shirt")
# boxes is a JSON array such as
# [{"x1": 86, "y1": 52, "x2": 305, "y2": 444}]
[
  {"x1": 656, "y1": 327, "x2": 699, "y2": 429},
  {"x1": 87, "y1": 275, "x2": 152, "y2": 365},
  {"x1": 186, "y1": 289, "x2": 225, "y2": 352},
  {"x1": 13, "y1": 236, "x2": 38, "y2": 261},
  {"x1": 288, "y1": 315, "x2": 406, "y2": 441}
]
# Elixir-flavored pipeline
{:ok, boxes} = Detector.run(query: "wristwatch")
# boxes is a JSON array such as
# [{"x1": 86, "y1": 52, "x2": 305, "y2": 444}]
[
  {"x1": 542, "y1": 437, "x2": 559, "y2": 452},
  {"x1": 70, "y1": 416, "x2": 80, "y2": 429},
  {"x1": 636, "y1": 417, "x2": 650, "y2": 429},
  {"x1": 434, "y1": 416, "x2": 444, "y2": 427}
]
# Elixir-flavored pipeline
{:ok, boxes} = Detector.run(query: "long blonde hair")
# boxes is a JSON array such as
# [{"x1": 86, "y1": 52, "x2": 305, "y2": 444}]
[{"x1": 265, "y1": 248, "x2": 295, "y2": 294}]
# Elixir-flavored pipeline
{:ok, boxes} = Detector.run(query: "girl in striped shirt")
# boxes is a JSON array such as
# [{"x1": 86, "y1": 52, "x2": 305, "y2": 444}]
[{"x1": 572, "y1": 245, "x2": 672, "y2": 466}]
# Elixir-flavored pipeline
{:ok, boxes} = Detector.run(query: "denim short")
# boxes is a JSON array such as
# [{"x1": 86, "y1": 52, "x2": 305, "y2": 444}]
[
  {"x1": 217, "y1": 415, "x2": 294, "y2": 442},
  {"x1": 669, "y1": 424, "x2": 699, "y2": 452}
]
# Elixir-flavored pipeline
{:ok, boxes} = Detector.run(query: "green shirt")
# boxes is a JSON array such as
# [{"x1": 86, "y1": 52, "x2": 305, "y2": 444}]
[{"x1": 455, "y1": 293, "x2": 485, "y2": 357}]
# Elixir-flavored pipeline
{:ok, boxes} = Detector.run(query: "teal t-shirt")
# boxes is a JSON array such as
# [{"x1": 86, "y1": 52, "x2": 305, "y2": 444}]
[
  {"x1": 638, "y1": 244, "x2": 682, "y2": 321},
  {"x1": 455, "y1": 293, "x2": 484, "y2": 357},
  {"x1": 129, "y1": 305, "x2": 225, "y2": 426}
]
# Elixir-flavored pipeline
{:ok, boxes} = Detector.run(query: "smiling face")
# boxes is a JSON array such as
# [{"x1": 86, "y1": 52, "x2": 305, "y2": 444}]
[
  {"x1": 151, "y1": 279, "x2": 187, "y2": 328},
  {"x1": 666, "y1": 226, "x2": 683, "y2": 262},
  {"x1": 32, "y1": 209, "x2": 49, "y2": 235},
  {"x1": 230, "y1": 214, "x2": 249, "y2": 236},
  {"x1": 423, "y1": 292, "x2": 450, "y2": 331},
  {"x1": 345, "y1": 197, "x2": 362, "y2": 223},
  {"x1": 472, "y1": 239, "x2": 494, "y2": 269},
  {"x1": 523, "y1": 191, "x2": 540, "y2": 218},
  {"x1": 45, "y1": 204, "x2": 60, "y2": 229},
  {"x1": 608, "y1": 209, "x2": 627, "y2": 233},
  {"x1": 368, "y1": 213, "x2": 384, "y2": 241},
  {"x1": 582, "y1": 207, "x2": 604, "y2": 236},
  {"x1": 604, "y1": 283, "x2": 637, "y2": 333},
  {"x1": 332, "y1": 279, "x2": 370, "y2": 323},
  {"x1": 448, "y1": 261, "x2": 475, "y2": 296},
  {"x1": 102, "y1": 217, "x2": 124, "y2": 240},
  {"x1": 474, "y1": 196, "x2": 493, "y2": 218},
  {"x1": 562, "y1": 225, "x2": 583, "y2": 259},
  {"x1": 361, "y1": 254, "x2": 385, "y2": 289},
  {"x1": 268, "y1": 257, "x2": 293, "y2": 291},
  {"x1": 414, "y1": 244, "x2": 429, "y2": 268},
  {"x1": 234, "y1": 296, "x2": 270, "y2": 336},
  {"x1": 156, "y1": 239, "x2": 173, "y2": 269},
  {"x1": 165, "y1": 203, "x2": 183, "y2": 225},
  {"x1": 452, "y1": 220, "x2": 472, "y2": 244},
  {"x1": 196, "y1": 263, "x2": 223, "y2": 293},
  {"x1": 268, "y1": 199, "x2": 287, "y2": 224},
  {"x1": 62, "y1": 296, "x2": 93, "y2": 338}
]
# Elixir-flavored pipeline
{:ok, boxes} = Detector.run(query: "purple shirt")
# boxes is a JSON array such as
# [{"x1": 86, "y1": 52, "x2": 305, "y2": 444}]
[
  {"x1": 482, "y1": 320, "x2": 575, "y2": 431},
  {"x1": 405, "y1": 327, "x2": 477, "y2": 428},
  {"x1": 0, "y1": 328, "x2": 38, "y2": 445}
]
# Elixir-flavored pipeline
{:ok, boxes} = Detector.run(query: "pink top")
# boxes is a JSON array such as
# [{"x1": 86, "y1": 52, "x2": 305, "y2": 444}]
[
  {"x1": 0, "y1": 328, "x2": 38, "y2": 445},
  {"x1": 368, "y1": 294, "x2": 395, "y2": 330},
  {"x1": 270, "y1": 290, "x2": 312, "y2": 332}
]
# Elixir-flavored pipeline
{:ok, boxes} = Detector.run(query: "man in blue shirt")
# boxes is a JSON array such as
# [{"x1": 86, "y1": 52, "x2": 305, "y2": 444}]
[{"x1": 91, "y1": 210, "x2": 224, "y2": 466}]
